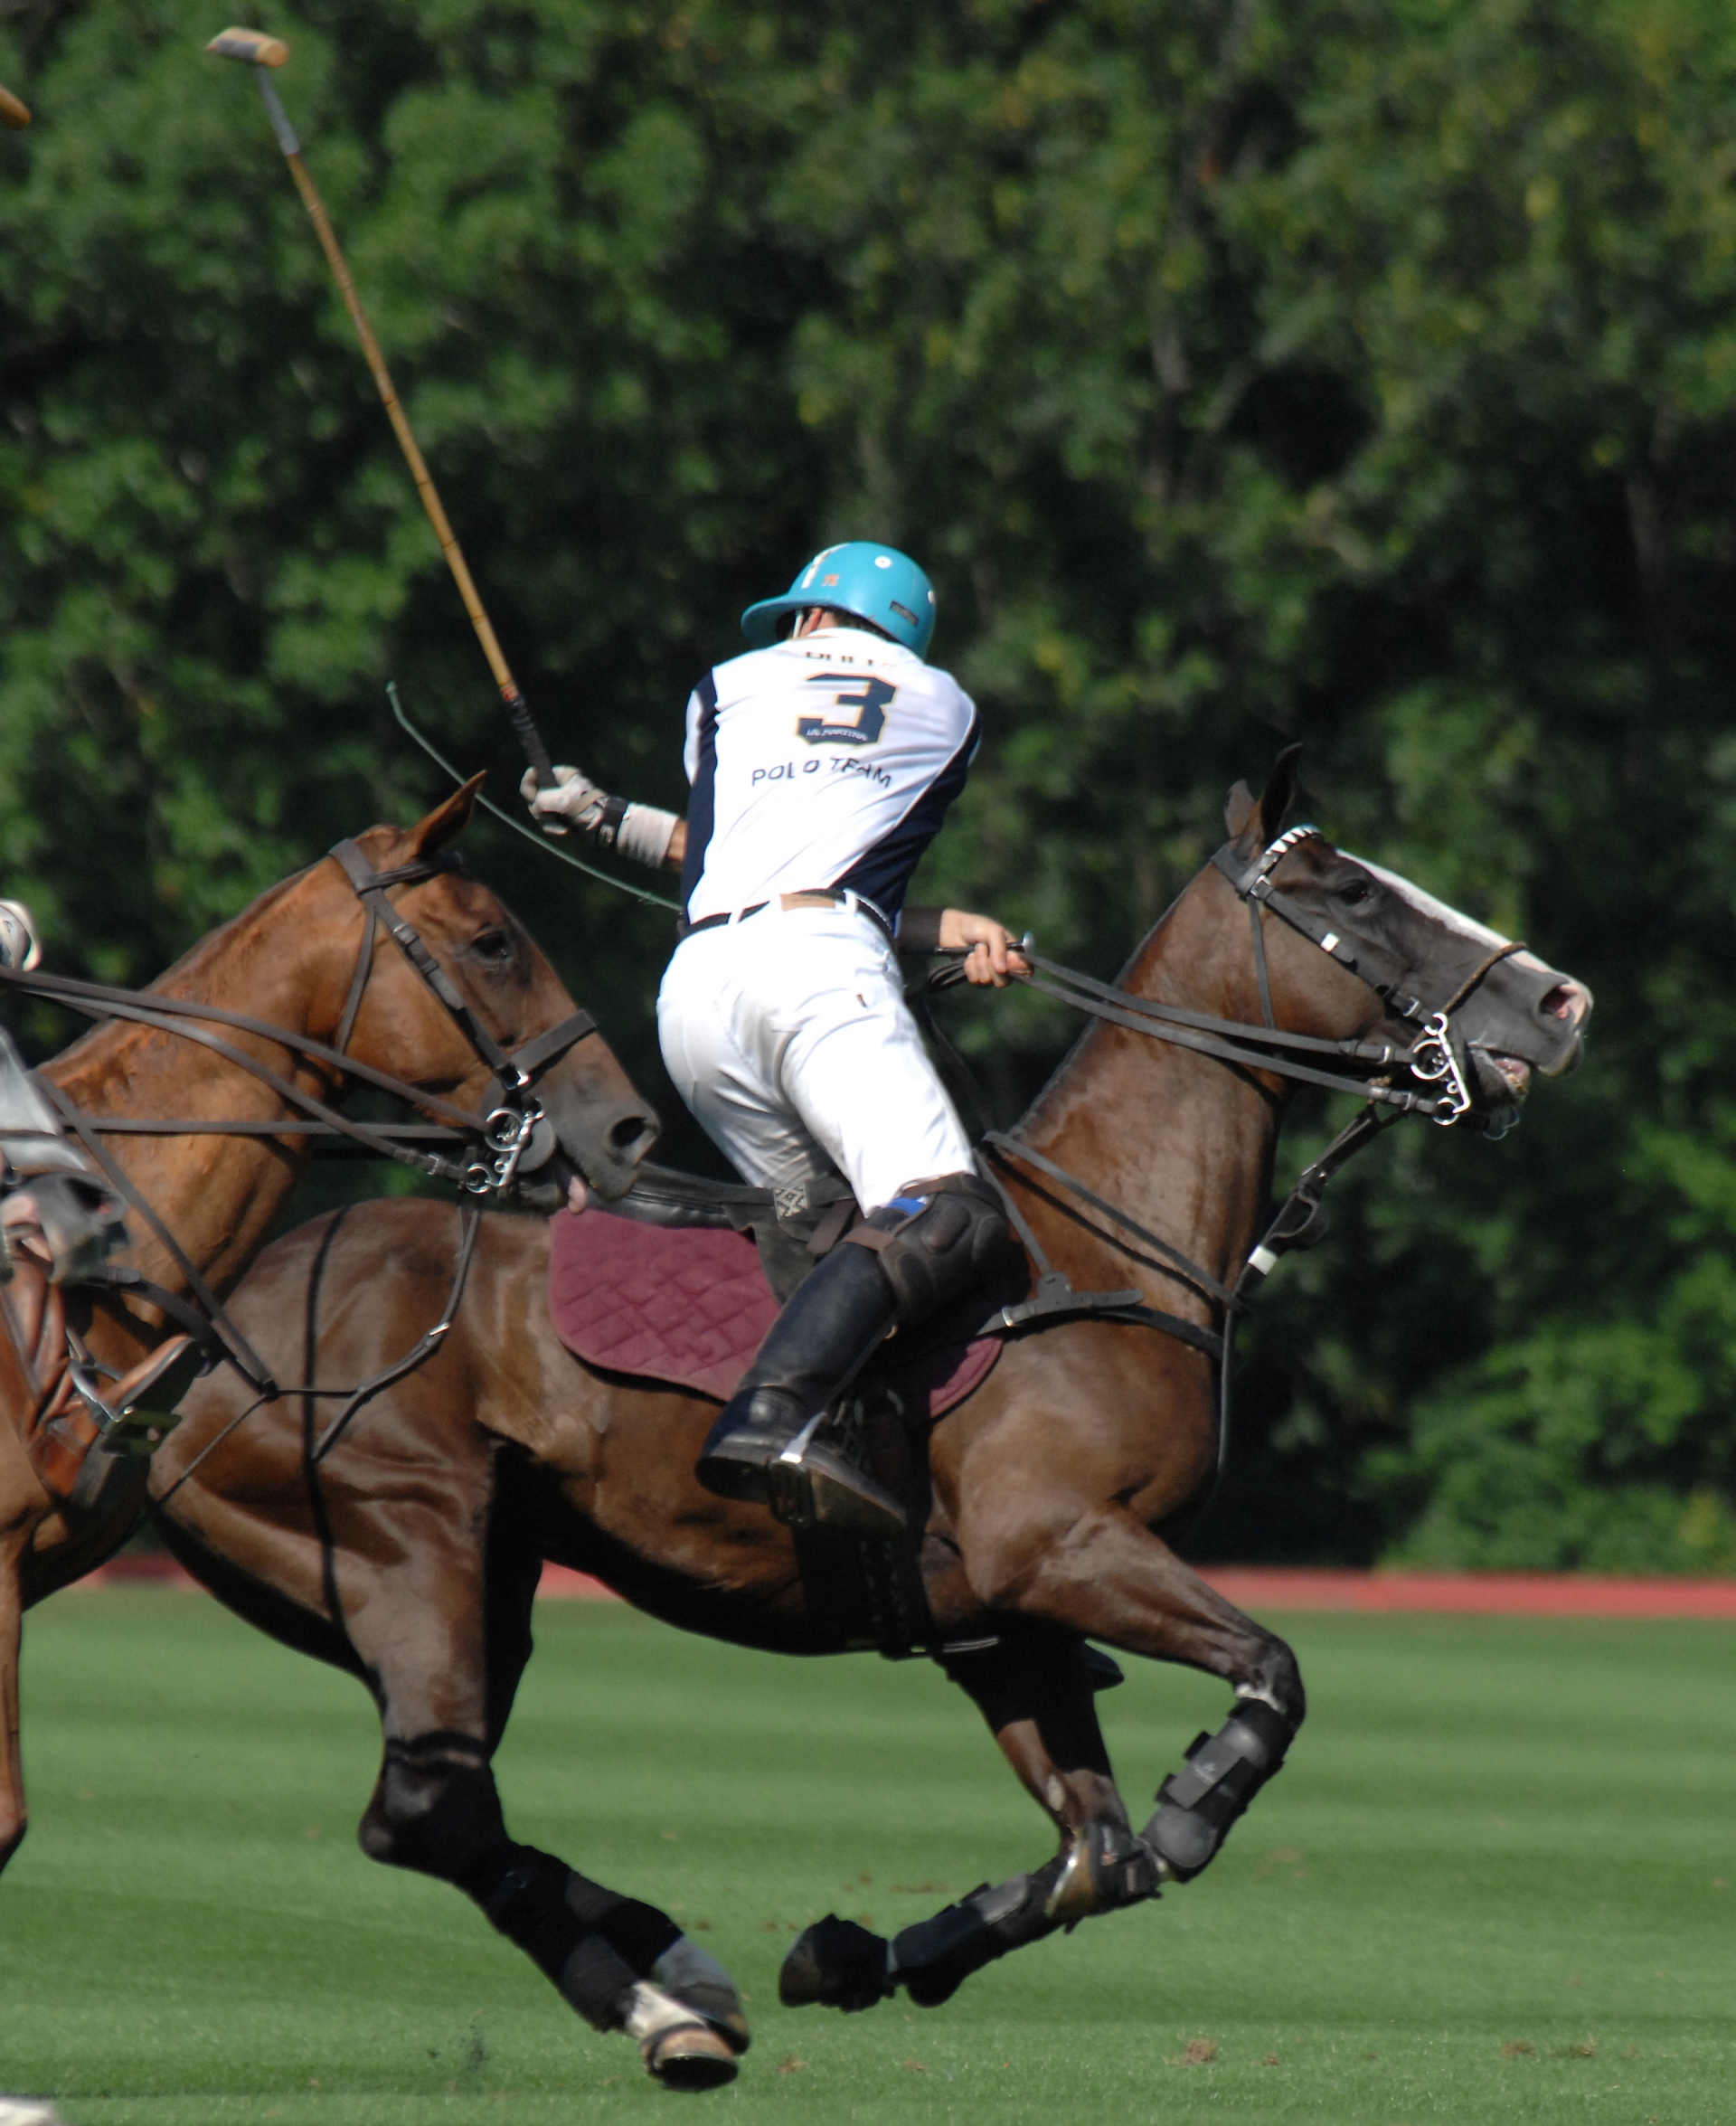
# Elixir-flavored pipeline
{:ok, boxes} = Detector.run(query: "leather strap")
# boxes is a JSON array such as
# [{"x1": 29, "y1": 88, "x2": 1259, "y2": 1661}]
[{"x1": 329, "y1": 840, "x2": 526, "y2": 1088}]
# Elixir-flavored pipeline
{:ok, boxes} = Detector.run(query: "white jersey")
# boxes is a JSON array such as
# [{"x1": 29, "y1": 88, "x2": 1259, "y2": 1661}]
[{"x1": 678, "y1": 629, "x2": 978, "y2": 929}]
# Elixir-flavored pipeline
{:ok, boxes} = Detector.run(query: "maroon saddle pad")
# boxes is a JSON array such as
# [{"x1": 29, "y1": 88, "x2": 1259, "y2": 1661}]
[{"x1": 546, "y1": 1207, "x2": 1003, "y2": 1418}]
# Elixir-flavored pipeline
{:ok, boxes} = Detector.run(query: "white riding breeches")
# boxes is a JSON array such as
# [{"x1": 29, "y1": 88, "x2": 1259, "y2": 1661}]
[{"x1": 656, "y1": 901, "x2": 975, "y2": 1215}]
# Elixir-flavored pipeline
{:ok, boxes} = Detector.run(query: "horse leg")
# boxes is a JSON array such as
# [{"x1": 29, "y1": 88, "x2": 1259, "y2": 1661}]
[
  {"x1": 341, "y1": 1493, "x2": 747, "y2": 2090},
  {"x1": 783, "y1": 1630, "x2": 1159, "y2": 2015},
  {"x1": 0, "y1": 1525, "x2": 29, "y2": 1870},
  {"x1": 0, "y1": 1416, "x2": 48, "y2": 1871},
  {"x1": 965, "y1": 1501, "x2": 1306, "y2": 1885}
]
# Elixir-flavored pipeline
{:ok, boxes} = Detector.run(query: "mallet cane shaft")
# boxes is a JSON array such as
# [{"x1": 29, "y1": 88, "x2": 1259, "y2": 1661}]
[
  {"x1": 206, "y1": 29, "x2": 554, "y2": 787},
  {"x1": 0, "y1": 83, "x2": 33, "y2": 128}
]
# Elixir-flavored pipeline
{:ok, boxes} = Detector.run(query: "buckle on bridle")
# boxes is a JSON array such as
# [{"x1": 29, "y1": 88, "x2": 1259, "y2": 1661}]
[{"x1": 1408, "y1": 1011, "x2": 1473, "y2": 1127}]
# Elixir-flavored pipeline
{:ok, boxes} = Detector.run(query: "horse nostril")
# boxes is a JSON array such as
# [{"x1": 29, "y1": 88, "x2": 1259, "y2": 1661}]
[
  {"x1": 1538, "y1": 982, "x2": 1582, "y2": 1025},
  {"x1": 609, "y1": 1112, "x2": 655, "y2": 1154}
]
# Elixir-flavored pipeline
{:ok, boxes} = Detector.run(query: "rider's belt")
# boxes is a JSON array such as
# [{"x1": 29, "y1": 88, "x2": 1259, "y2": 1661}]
[{"x1": 677, "y1": 890, "x2": 895, "y2": 947}]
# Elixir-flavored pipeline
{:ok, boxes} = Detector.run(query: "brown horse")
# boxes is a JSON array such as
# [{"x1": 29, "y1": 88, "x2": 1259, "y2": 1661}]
[
  {"x1": 152, "y1": 755, "x2": 1589, "y2": 2089},
  {"x1": 0, "y1": 779, "x2": 657, "y2": 1876}
]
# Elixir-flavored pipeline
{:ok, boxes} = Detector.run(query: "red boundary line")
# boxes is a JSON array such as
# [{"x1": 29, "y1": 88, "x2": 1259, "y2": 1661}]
[{"x1": 77, "y1": 1554, "x2": 1736, "y2": 1619}]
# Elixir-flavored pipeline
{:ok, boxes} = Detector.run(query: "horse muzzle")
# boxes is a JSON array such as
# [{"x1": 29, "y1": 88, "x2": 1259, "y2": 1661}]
[
  {"x1": 544, "y1": 1088, "x2": 660, "y2": 1203},
  {"x1": 1453, "y1": 959, "x2": 1591, "y2": 1111}
]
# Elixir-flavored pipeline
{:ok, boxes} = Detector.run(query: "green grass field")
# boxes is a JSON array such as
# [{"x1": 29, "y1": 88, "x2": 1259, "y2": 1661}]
[{"x1": 0, "y1": 1588, "x2": 1729, "y2": 2125}]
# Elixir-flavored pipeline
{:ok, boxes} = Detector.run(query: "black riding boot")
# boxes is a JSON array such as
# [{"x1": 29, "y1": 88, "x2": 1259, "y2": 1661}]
[{"x1": 695, "y1": 1242, "x2": 905, "y2": 1539}]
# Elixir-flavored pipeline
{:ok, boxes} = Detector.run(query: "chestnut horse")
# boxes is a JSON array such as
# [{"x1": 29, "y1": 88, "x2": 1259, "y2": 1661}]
[
  {"x1": 152, "y1": 757, "x2": 1589, "y2": 2089},
  {"x1": 0, "y1": 778, "x2": 656, "y2": 1876}
]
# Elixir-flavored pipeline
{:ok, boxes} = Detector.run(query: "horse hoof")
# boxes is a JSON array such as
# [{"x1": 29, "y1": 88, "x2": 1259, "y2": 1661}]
[
  {"x1": 624, "y1": 1980, "x2": 741, "y2": 2092},
  {"x1": 641, "y1": 2022, "x2": 740, "y2": 2092},
  {"x1": 780, "y1": 1913, "x2": 892, "y2": 2012}
]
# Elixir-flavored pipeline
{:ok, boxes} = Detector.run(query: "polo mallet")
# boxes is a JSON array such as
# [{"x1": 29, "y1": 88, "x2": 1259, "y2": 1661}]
[
  {"x1": 0, "y1": 84, "x2": 32, "y2": 128},
  {"x1": 205, "y1": 28, "x2": 554, "y2": 789}
]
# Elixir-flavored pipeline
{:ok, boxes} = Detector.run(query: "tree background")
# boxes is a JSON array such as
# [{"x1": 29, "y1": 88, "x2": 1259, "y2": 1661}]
[{"x1": 2, "y1": 0, "x2": 1732, "y2": 1570}]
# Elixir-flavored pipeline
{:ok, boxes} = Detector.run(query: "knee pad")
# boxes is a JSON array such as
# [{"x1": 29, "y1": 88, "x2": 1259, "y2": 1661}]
[
  {"x1": 1143, "y1": 1697, "x2": 1295, "y2": 1882},
  {"x1": 843, "y1": 1173, "x2": 1011, "y2": 1326}
]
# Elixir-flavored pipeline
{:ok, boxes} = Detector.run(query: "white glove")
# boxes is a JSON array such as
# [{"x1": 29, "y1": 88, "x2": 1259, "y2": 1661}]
[
  {"x1": 520, "y1": 763, "x2": 607, "y2": 837},
  {"x1": 0, "y1": 901, "x2": 41, "y2": 972},
  {"x1": 518, "y1": 766, "x2": 679, "y2": 870}
]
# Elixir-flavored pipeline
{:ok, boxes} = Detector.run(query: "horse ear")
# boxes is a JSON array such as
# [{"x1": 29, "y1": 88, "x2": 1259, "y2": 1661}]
[
  {"x1": 1256, "y1": 744, "x2": 1303, "y2": 846},
  {"x1": 1223, "y1": 780, "x2": 1257, "y2": 838},
  {"x1": 408, "y1": 772, "x2": 486, "y2": 858}
]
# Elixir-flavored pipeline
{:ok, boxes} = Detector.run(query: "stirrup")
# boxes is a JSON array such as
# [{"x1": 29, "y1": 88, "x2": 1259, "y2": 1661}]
[{"x1": 762, "y1": 1413, "x2": 908, "y2": 1541}]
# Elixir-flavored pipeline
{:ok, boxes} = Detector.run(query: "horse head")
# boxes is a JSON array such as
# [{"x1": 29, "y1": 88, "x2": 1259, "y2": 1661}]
[
  {"x1": 320, "y1": 776, "x2": 659, "y2": 1200},
  {"x1": 1218, "y1": 748, "x2": 1590, "y2": 1123}
]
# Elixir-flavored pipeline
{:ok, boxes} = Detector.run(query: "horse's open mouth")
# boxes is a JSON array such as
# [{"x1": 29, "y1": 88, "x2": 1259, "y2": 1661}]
[{"x1": 1470, "y1": 1048, "x2": 1533, "y2": 1104}]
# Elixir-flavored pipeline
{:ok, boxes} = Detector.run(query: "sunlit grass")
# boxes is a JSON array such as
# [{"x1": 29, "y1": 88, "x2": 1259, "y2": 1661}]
[{"x1": 0, "y1": 1589, "x2": 1730, "y2": 2122}]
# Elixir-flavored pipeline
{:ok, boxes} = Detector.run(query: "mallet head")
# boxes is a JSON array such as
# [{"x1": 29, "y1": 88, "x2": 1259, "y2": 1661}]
[
  {"x1": 206, "y1": 27, "x2": 289, "y2": 67},
  {"x1": 0, "y1": 84, "x2": 31, "y2": 129}
]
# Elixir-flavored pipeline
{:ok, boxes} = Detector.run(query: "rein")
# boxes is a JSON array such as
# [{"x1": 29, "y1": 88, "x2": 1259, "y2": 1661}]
[
  {"x1": 0, "y1": 843, "x2": 596, "y2": 1193},
  {"x1": 153, "y1": 1201, "x2": 483, "y2": 1505},
  {"x1": 0, "y1": 838, "x2": 597, "y2": 1417}
]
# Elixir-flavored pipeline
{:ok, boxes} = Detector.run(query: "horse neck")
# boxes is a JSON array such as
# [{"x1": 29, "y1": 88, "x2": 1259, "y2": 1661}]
[
  {"x1": 1013, "y1": 874, "x2": 1287, "y2": 1299},
  {"x1": 42, "y1": 865, "x2": 363, "y2": 1305}
]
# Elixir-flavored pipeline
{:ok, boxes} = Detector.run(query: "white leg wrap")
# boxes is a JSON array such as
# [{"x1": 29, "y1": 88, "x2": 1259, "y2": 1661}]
[{"x1": 621, "y1": 1981, "x2": 703, "y2": 2045}]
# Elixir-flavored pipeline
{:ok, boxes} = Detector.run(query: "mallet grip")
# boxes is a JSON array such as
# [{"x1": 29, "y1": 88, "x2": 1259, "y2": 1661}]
[{"x1": 505, "y1": 688, "x2": 554, "y2": 789}]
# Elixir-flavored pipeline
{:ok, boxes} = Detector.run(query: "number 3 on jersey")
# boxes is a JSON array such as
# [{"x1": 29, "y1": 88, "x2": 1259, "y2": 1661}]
[{"x1": 797, "y1": 674, "x2": 896, "y2": 748}]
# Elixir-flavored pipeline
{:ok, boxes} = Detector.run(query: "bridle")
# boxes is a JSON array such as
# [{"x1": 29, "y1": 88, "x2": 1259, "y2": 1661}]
[
  {"x1": 947, "y1": 824, "x2": 1530, "y2": 1475},
  {"x1": 326, "y1": 839, "x2": 595, "y2": 1195},
  {"x1": 0, "y1": 836, "x2": 599, "y2": 1400},
  {"x1": 0, "y1": 839, "x2": 598, "y2": 1190},
  {"x1": 1210, "y1": 825, "x2": 1524, "y2": 1129}
]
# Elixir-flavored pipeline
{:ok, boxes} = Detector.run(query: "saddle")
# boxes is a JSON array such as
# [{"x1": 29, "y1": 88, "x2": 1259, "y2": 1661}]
[{"x1": 546, "y1": 1181, "x2": 1005, "y2": 1422}]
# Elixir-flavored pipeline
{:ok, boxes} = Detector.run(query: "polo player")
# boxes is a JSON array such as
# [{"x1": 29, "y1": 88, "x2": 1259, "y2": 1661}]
[{"x1": 525, "y1": 543, "x2": 1024, "y2": 1539}]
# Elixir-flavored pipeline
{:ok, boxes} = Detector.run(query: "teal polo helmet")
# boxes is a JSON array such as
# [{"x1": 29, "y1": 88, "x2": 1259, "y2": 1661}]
[{"x1": 741, "y1": 542, "x2": 937, "y2": 657}]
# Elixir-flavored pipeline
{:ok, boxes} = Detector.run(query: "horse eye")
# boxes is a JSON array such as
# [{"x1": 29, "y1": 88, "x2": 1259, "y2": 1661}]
[
  {"x1": 471, "y1": 929, "x2": 513, "y2": 963},
  {"x1": 1336, "y1": 878, "x2": 1375, "y2": 906}
]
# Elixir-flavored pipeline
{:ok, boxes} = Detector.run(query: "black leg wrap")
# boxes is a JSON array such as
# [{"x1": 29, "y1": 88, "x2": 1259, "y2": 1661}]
[
  {"x1": 360, "y1": 1740, "x2": 687, "y2": 2034},
  {"x1": 462, "y1": 1843, "x2": 651, "y2": 2030},
  {"x1": 358, "y1": 1739, "x2": 508, "y2": 1879},
  {"x1": 563, "y1": 1869, "x2": 684, "y2": 1975},
  {"x1": 891, "y1": 1856, "x2": 1069, "y2": 2008},
  {"x1": 780, "y1": 1866, "x2": 1066, "y2": 2017},
  {"x1": 782, "y1": 1825, "x2": 1160, "y2": 2017},
  {"x1": 1142, "y1": 1696, "x2": 1296, "y2": 1882}
]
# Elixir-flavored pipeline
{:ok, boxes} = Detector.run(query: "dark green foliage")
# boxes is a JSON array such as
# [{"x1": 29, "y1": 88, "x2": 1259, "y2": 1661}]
[{"x1": 1, "y1": 0, "x2": 1731, "y2": 1565}]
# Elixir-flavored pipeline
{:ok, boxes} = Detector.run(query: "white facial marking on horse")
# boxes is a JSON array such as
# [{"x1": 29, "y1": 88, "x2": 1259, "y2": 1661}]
[{"x1": 1338, "y1": 853, "x2": 1514, "y2": 954}]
